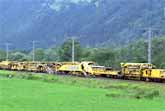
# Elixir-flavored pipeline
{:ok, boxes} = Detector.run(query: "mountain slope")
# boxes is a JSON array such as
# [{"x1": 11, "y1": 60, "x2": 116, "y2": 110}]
[{"x1": 0, "y1": 0, "x2": 164, "y2": 49}]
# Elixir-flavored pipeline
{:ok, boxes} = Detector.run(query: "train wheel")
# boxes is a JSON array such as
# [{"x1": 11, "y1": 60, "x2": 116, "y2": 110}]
[
  {"x1": 140, "y1": 77, "x2": 145, "y2": 81},
  {"x1": 145, "y1": 78, "x2": 150, "y2": 82},
  {"x1": 106, "y1": 75, "x2": 110, "y2": 78},
  {"x1": 82, "y1": 71, "x2": 88, "y2": 77},
  {"x1": 112, "y1": 75, "x2": 117, "y2": 79},
  {"x1": 92, "y1": 75, "x2": 96, "y2": 78},
  {"x1": 123, "y1": 76, "x2": 128, "y2": 80},
  {"x1": 154, "y1": 78, "x2": 163, "y2": 83},
  {"x1": 162, "y1": 79, "x2": 165, "y2": 83}
]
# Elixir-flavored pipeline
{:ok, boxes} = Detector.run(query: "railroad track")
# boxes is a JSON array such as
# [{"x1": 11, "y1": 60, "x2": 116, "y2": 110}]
[{"x1": 3, "y1": 69, "x2": 165, "y2": 85}]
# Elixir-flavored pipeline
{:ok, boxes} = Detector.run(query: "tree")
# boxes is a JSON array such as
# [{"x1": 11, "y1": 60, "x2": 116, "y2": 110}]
[
  {"x1": 10, "y1": 52, "x2": 28, "y2": 61},
  {"x1": 152, "y1": 37, "x2": 165, "y2": 68},
  {"x1": 117, "y1": 39, "x2": 147, "y2": 64},
  {"x1": 80, "y1": 47, "x2": 93, "y2": 61},
  {"x1": 0, "y1": 50, "x2": 6, "y2": 61},
  {"x1": 34, "y1": 48, "x2": 45, "y2": 61},
  {"x1": 44, "y1": 48, "x2": 59, "y2": 61},
  {"x1": 58, "y1": 39, "x2": 82, "y2": 61},
  {"x1": 89, "y1": 48, "x2": 117, "y2": 67}
]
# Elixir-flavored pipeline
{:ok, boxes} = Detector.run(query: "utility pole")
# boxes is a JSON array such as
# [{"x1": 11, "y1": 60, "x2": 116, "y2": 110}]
[
  {"x1": 32, "y1": 40, "x2": 37, "y2": 62},
  {"x1": 147, "y1": 28, "x2": 152, "y2": 64},
  {"x1": 5, "y1": 43, "x2": 9, "y2": 61},
  {"x1": 141, "y1": 27, "x2": 158, "y2": 64},
  {"x1": 72, "y1": 38, "x2": 75, "y2": 63}
]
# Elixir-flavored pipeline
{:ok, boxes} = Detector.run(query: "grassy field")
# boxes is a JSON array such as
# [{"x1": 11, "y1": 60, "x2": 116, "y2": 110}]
[{"x1": 0, "y1": 70, "x2": 165, "y2": 111}]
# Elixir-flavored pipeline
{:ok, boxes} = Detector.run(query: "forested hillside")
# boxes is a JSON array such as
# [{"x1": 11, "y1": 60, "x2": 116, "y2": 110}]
[{"x1": 0, "y1": 0, "x2": 165, "y2": 49}]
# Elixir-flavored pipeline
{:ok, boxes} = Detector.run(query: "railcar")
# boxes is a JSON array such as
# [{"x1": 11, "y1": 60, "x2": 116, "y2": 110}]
[
  {"x1": 120, "y1": 63, "x2": 155, "y2": 79},
  {"x1": 58, "y1": 61, "x2": 119, "y2": 77},
  {"x1": 142, "y1": 69, "x2": 165, "y2": 81},
  {"x1": 0, "y1": 60, "x2": 165, "y2": 82},
  {"x1": 0, "y1": 61, "x2": 13, "y2": 70}
]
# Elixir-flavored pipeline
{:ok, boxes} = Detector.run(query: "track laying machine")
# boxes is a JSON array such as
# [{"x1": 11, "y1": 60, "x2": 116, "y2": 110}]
[{"x1": 0, "y1": 61, "x2": 165, "y2": 82}]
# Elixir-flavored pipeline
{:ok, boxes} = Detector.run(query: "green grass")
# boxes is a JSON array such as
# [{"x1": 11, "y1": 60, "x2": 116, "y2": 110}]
[{"x1": 0, "y1": 70, "x2": 165, "y2": 111}]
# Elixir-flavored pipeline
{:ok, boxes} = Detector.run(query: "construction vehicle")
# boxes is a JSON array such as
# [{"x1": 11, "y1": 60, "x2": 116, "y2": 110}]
[
  {"x1": 121, "y1": 63, "x2": 155, "y2": 79},
  {"x1": 58, "y1": 61, "x2": 119, "y2": 77},
  {"x1": 0, "y1": 60, "x2": 165, "y2": 82}
]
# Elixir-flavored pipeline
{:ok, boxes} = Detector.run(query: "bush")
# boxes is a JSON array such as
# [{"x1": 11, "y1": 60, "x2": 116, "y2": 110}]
[
  {"x1": 144, "y1": 90, "x2": 160, "y2": 99},
  {"x1": 134, "y1": 89, "x2": 159, "y2": 99},
  {"x1": 70, "y1": 80, "x2": 77, "y2": 85},
  {"x1": 43, "y1": 75, "x2": 59, "y2": 82},
  {"x1": 105, "y1": 91, "x2": 121, "y2": 98},
  {"x1": 110, "y1": 83, "x2": 129, "y2": 89}
]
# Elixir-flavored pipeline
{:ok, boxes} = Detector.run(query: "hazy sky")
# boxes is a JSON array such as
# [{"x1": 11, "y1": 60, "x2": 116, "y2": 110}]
[
  {"x1": 54, "y1": 0, "x2": 92, "y2": 3},
  {"x1": 50, "y1": 0, "x2": 93, "y2": 11}
]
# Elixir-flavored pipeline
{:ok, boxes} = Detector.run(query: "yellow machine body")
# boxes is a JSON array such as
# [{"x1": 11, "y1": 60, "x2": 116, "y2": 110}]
[
  {"x1": 90, "y1": 66, "x2": 119, "y2": 76},
  {"x1": 9, "y1": 62, "x2": 24, "y2": 71},
  {"x1": 58, "y1": 61, "x2": 119, "y2": 76},
  {"x1": 0, "y1": 61, "x2": 13, "y2": 69},
  {"x1": 143, "y1": 69, "x2": 165, "y2": 79},
  {"x1": 121, "y1": 63, "x2": 154, "y2": 78},
  {"x1": 1, "y1": 60, "x2": 165, "y2": 81},
  {"x1": 58, "y1": 62, "x2": 84, "y2": 75}
]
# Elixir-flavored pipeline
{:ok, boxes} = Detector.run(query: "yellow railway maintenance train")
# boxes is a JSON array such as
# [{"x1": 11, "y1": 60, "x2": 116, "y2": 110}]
[{"x1": 0, "y1": 61, "x2": 165, "y2": 82}]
